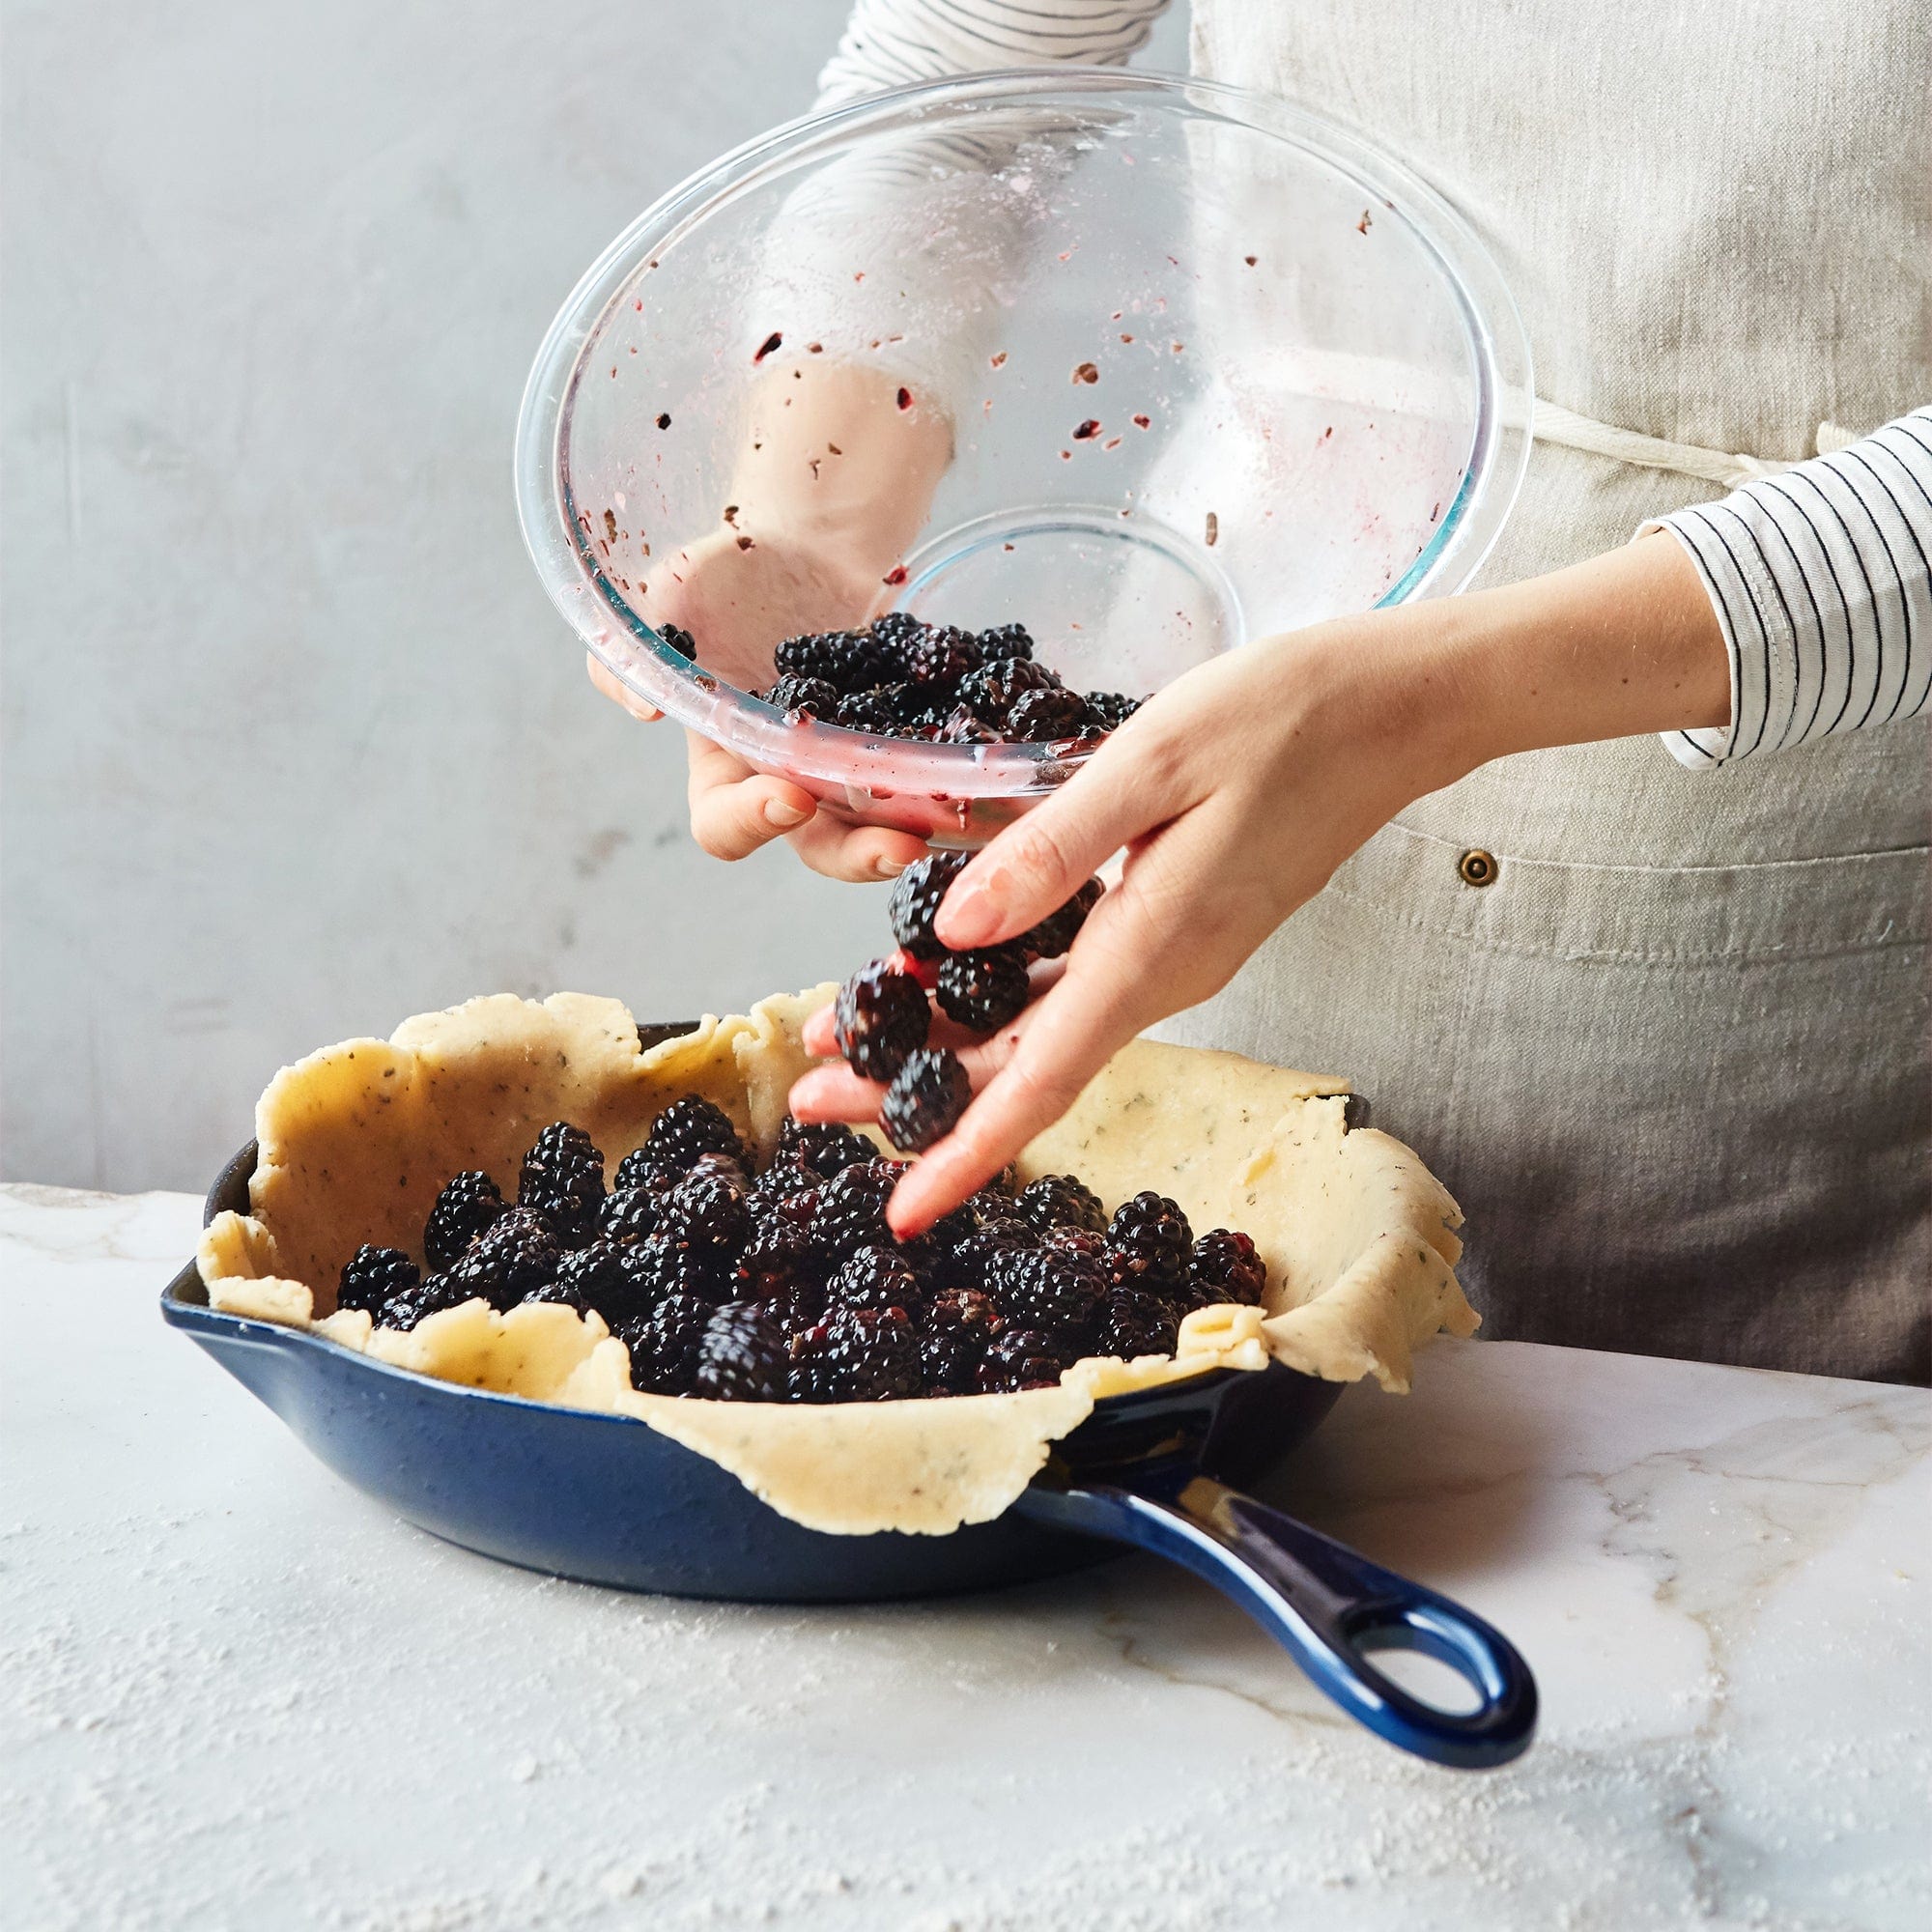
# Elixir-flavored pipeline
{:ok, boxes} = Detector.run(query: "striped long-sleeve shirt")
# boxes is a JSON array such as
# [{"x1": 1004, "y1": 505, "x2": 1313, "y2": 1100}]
[
  {"x1": 810, "y1": 0, "x2": 1932, "y2": 769},
  {"x1": 1654, "y1": 412, "x2": 1932, "y2": 766}
]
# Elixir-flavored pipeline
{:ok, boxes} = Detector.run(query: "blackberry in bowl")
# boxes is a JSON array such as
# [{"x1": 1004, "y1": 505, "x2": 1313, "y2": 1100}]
[{"x1": 515, "y1": 71, "x2": 1531, "y2": 844}]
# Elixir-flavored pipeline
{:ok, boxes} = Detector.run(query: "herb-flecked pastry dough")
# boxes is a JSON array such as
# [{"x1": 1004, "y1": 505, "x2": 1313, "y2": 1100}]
[{"x1": 198, "y1": 988, "x2": 1476, "y2": 1534}]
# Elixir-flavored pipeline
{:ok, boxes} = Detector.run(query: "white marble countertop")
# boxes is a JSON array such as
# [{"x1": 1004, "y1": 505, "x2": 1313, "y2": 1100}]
[{"x1": 4, "y1": 1183, "x2": 1927, "y2": 1932}]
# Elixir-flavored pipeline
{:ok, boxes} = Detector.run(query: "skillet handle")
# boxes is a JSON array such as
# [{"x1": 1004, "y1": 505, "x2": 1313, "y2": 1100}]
[{"x1": 1016, "y1": 1473, "x2": 1537, "y2": 1769}]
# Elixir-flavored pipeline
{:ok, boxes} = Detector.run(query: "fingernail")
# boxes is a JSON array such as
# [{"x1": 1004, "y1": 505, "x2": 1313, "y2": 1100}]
[
  {"x1": 937, "y1": 875, "x2": 1002, "y2": 947},
  {"x1": 763, "y1": 798, "x2": 810, "y2": 830},
  {"x1": 874, "y1": 853, "x2": 910, "y2": 878}
]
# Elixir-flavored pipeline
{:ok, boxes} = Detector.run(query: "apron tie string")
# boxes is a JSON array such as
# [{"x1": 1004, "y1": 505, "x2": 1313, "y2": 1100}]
[{"x1": 1531, "y1": 399, "x2": 1859, "y2": 489}]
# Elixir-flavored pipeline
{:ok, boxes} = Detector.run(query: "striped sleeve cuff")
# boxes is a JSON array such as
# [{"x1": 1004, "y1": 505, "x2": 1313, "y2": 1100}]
[
  {"x1": 817, "y1": 0, "x2": 1173, "y2": 107},
  {"x1": 1649, "y1": 407, "x2": 1932, "y2": 770}
]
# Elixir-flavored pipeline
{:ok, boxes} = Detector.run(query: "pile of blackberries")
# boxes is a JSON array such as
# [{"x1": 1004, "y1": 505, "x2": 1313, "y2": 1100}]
[
  {"x1": 758, "y1": 613, "x2": 1144, "y2": 745},
  {"x1": 829, "y1": 852, "x2": 1101, "y2": 1151},
  {"x1": 332, "y1": 1102, "x2": 1265, "y2": 1405}
]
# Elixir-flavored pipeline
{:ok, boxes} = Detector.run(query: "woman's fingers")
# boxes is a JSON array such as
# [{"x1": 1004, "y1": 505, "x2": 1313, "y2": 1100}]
[
  {"x1": 585, "y1": 651, "x2": 663, "y2": 722},
  {"x1": 684, "y1": 732, "x2": 929, "y2": 878},
  {"x1": 934, "y1": 722, "x2": 1182, "y2": 951},
  {"x1": 787, "y1": 1061, "x2": 886, "y2": 1121},
  {"x1": 800, "y1": 1006, "x2": 838, "y2": 1059},
  {"x1": 685, "y1": 733, "x2": 817, "y2": 859},
  {"x1": 783, "y1": 814, "x2": 930, "y2": 884}
]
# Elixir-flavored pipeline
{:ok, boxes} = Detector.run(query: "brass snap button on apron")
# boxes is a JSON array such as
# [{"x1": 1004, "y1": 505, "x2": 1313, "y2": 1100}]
[{"x1": 1458, "y1": 848, "x2": 1498, "y2": 888}]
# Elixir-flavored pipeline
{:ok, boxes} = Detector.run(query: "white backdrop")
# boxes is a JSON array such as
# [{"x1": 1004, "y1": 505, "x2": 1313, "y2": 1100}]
[{"x1": 0, "y1": 0, "x2": 1189, "y2": 1191}]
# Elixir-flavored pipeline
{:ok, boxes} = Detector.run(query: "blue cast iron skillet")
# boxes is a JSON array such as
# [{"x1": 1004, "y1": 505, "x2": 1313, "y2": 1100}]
[{"x1": 160, "y1": 1027, "x2": 1536, "y2": 1769}]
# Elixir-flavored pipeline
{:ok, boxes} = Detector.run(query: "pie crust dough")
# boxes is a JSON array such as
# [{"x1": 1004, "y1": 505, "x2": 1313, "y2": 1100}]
[{"x1": 198, "y1": 988, "x2": 1476, "y2": 1535}]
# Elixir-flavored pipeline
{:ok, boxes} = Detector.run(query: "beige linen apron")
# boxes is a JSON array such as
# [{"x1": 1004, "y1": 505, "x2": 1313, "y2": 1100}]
[{"x1": 1160, "y1": 0, "x2": 1931, "y2": 1382}]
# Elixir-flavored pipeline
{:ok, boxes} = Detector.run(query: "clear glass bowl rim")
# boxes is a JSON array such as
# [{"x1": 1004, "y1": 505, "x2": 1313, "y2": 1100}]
[{"x1": 513, "y1": 67, "x2": 1534, "y2": 799}]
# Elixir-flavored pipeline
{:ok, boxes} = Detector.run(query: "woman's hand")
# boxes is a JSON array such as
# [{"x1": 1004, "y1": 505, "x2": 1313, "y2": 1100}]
[
  {"x1": 788, "y1": 531, "x2": 1730, "y2": 1233},
  {"x1": 584, "y1": 358, "x2": 951, "y2": 881},
  {"x1": 788, "y1": 618, "x2": 1454, "y2": 1225},
  {"x1": 588, "y1": 522, "x2": 928, "y2": 880}
]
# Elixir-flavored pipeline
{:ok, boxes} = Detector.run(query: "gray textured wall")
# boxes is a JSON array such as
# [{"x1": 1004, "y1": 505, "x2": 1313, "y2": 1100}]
[{"x1": 1, "y1": 0, "x2": 1189, "y2": 1191}]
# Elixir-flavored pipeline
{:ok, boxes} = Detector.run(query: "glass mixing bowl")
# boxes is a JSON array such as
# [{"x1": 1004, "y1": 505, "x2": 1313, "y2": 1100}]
[{"x1": 516, "y1": 70, "x2": 1531, "y2": 843}]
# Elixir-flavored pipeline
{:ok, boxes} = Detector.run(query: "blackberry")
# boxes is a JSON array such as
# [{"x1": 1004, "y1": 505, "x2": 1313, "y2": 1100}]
[
  {"x1": 827, "y1": 1243, "x2": 923, "y2": 1315},
  {"x1": 836, "y1": 685, "x2": 912, "y2": 734},
  {"x1": 685, "y1": 1150, "x2": 748, "y2": 1184},
  {"x1": 598, "y1": 1185, "x2": 662, "y2": 1246},
  {"x1": 748, "y1": 1154, "x2": 822, "y2": 1215},
  {"x1": 921, "y1": 1199, "x2": 982, "y2": 1253},
  {"x1": 761, "y1": 1174, "x2": 829, "y2": 1231},
  {"x1": 534, "y1": 1240, "x2": 641, "y2": 1323},
  {"x1": 941, "y1": 1217, "x2": 1037, "y2": 1293},
  {"x1": 881, "y1": 1048, "x2": 972, "y2": 1152},
  {"x1": 773, "y1": 629, "x2": 891, "y2": 692},
  {"x1": 660, "y1": 622, "x2": 698, "y2": 659},
  {"x1": 1006, "y1": 687, "x2": 1096, "y2": 742},
  {"x1": 774, "y1": 1117, "x2": 872, "y2": 1178},
  {"x1": 887, "y1": 851, "x2": 971, "y2": 959},
  {"x1": 611, "y1": 1148, "x2": 674, "y2": 1197},
  {"x1": 955, "y1": 656, "x2": 1061, "y2": 724},
  {"x1": 626, "y1": 1230, "x2": 729, "y2": 1306},
  {"x1": 833, "y1": 961, "x2": 929, "y2": 1081},
  {"x1": 642, "y1": 1096, "x2": 749, "y2": 1176},
  {"x1": 1086, "y1": 691, "x2": 1144, "y2": 729},
  {"x1": 337, "y1": 1244, "x2": 419, "y2": 1317},
  {"x1": 1190, "y1": 1228, "x2": 1267, "y2": 1307},
  {"x1": 808, "y1": 1158, "x2": 903, "y2": 1259},
  {"x1": 757, "y1": 1278, "x2": 829, "y2": 1338},
  {"x1": 1092, "y1": 1286, "x2": 1179, "y2": 1361},
  {"x1": 921, "y1": 1288, "x2": 1002, "y2": 1393},
  {"x1": 868, "y1": 610, "x2": 932, "y2": 669},
  {"x1": 1020, "y1": 876, "x2": 1103, "y2": 960},
  {"x1": 691, "y1": 1301, "x2": 790, "y2": 1401},
  {"x1": 446, "y1": 1207, "x2": 563, "y2": 1311},
  {"x1": 1105, "y1": 1192, "x2": 1193, "y2": 1301},
  {"x1": 934, "y1": 947, "x2": 1031, "y2": 1034},
  {"x1": 376, "y1": 1290, "x2": 425, "y2": 1331},
  {"x1": 966, "y1": 1208, "x2": 1038, "y2": 1250},
  {"x1": 903, "y1": 624, "x2": 983, "y2": 687},
  {"x1": 1041, "y1": 1225, "x2": 1110, "y2": 1273},
  {"x1": 895, "y1": 697, "x2": 956, "y2": 738},
  {"x1": 765, "y1": 673, "x2": 838, "y2": 719},
  {"x1": 657, "y1": 1169, "x2": 752, "y2": 1262},
  {"x1": 736, "y1": 1212, "x2": 816, "y2": 1299},
  {"x1": 977, "y1": 1327, "x2": 1067, "y2": 1393},
  {"x1": 941, "y1": 706, "x2": 1002, "y2": 744},
  {"x1": 519, "y1": 1122, "x2": 606, "y2": 1246},
  {"x1": 987, "y1": 1245, "x2": 1106, "y2": 1334},
  {"x1": 380, "y1": 1269, "x2": 474, "y2": 1332},
  {"x1": 977, "y1": 621, "x2": 1035, "y2": 662},
  {"x1": 619, "y1": 1292, "x2": 712, "y2": 1395},
  {"x1": 796, "y1": 1305, "x2": 923, "y2": 1403},
  {"x1": 422, "y1": 1170, "x2": 506, "y2": 1271},
  {"x1": 1015, "y1": 1174, "x2": 1106, "y2": 1235}
]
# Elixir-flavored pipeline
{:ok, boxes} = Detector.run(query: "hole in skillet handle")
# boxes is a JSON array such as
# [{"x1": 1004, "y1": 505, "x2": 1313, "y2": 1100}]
[{"x1": 1352, "y1": 1638, "x2": 1484, "y2": 1716}]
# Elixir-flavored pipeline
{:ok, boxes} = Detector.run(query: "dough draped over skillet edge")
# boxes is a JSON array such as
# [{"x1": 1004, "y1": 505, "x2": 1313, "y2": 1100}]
[{"x1": 197, "y1": 988, "x2": 1475, "y2": 1535}]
